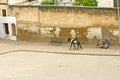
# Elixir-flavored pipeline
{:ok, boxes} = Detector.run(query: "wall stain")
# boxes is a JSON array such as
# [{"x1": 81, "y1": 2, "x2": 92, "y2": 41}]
[{"x1": 9, "y1": 6, "x2": 119, "y2": 45}]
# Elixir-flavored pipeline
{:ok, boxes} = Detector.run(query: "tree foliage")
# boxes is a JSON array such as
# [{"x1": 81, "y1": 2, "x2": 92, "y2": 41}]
[
  {"x1": 41, "y1": 0, "x2": 54, "y2": 5},
  {"x1": 73, "y1": 0, "x2": 98, "y2": 6}
]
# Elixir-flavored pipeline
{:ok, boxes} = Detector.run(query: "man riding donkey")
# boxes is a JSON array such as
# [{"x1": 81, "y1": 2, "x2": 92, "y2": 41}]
[{"x1": 68, "y1": 36, "x2": 83, "y2": 50}]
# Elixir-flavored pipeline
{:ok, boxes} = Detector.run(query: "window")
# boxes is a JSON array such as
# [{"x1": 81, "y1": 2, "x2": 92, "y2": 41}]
[
  {"x1": 114, "y1": 0, "x2": 120, "y2": 7},
  {"x1": 2, "y1": 9, "x2": 6, "y2": 16}
]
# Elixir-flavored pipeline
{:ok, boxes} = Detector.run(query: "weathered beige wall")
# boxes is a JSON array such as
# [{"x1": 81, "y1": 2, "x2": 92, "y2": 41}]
[
  {"x1": 0, "y1": 0, "x2": 8, "y2": 3},
  {"x1": 10, "y1": 6, "x2": 39, "y2": 25},
  {"x1": 9, "y1": 5, "x2": 119, "y2": 45},
  {"x1": 0, "y1": 0, "x2": 8, "y2": 16},
  {"x1": 0, "y1": 5, "x2": 8, "y2": 16},
  {"x1": 39, "y1": 7, "x2": 117, "y2": 28}
]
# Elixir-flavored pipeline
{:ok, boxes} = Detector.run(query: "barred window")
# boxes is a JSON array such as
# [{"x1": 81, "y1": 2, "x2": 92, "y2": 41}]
[{"x1": 2, "y1": 9, "x2": 6, "y2": 16}]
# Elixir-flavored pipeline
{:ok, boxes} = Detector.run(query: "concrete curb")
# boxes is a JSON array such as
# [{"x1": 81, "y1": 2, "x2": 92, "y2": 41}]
[{"x1": 0, "y1": 49, "x2": 120, "y2": 57}]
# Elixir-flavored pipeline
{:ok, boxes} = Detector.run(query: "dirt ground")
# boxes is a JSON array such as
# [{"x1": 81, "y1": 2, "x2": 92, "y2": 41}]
[
  {"x1": 0, "y1": 51, "x2": 120, "y2": 80},
  {"x1": 0, "y1": 39, "x2": 120, "y2": 80},
  {"x1": 0, "y1": 39, "x2": 120, "y2": 56}
]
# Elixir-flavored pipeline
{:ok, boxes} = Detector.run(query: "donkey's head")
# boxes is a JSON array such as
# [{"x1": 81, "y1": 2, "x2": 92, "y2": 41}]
[{"x1": 67, "y1": 37, "x2": 71, "y2": 42}]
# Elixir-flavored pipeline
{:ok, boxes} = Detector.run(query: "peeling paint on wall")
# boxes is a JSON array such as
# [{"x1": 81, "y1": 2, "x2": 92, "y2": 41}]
[
  {"x1": 53, "y1": 27, "x2": 61, "y2": 37},
  {"x1": 40, "y1": 27, "x2": 61, "y2": 37},
  {"x1": 29, "y1": 26, "x2": 39, "y2": 33},
  {"x1": 70, "y1": 29, "x2": 77, "y2": 38},
  {"x1": 23, "y1": 26, "x2": 30, "y2": 31},
  {"x1": 112, "y1": 29, "x2": 119, "y2": 37},
  {"x1": 21, "y1": 26, "x2": 39, "y2": 33},
  {"x1": 9, "y1": 6, "x2": 119, "y2": 44},
  {"x1": 40, "y1": 27, "x2": 53, "y2": 37},
  {"x1": 86, "y1": 27, "x2": 102, "y2": 39}
]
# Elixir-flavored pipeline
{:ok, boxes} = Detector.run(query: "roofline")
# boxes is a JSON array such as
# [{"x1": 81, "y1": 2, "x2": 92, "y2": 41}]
[
  {"x1": 0, "y1": 3, "x2": 8, "y2": 5},
  {"x1": 9, "y1": 5, "x2": 116, "y2": 9}
]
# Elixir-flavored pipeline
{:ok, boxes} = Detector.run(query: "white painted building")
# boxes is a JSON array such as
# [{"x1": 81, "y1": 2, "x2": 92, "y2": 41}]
[
  {"x1": 8, "y1": 0, "x2": 27, "y2": 4},
  {"x1": 0, "y1": 17, "x2": 17, "y2": 40},
  {"x1": 98, "y1": 0, "x2": 114, "y2": 7},
  {"x1": 7, "y1": 0, "x2": 115, "y2": 7},
  {"x1": 54, "y1": 0, "x2": 114, "y2": 7},
  {"x1": 57, "y1": 0, "x2": 75, "y2": 6}
]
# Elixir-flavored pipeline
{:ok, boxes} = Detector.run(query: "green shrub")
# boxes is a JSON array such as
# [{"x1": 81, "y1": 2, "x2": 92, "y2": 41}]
[
  {"x1": 73, "y1": 0, "x2": 98, "y2": 6},
  {"x1": 41, "y1": 1, "x2": 54, "y2": 5}
]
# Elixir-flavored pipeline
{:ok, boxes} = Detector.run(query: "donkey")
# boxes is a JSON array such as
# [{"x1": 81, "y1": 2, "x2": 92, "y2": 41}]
[{"x1": 67, "y1": 37, "x2": 83, "y2": 50}]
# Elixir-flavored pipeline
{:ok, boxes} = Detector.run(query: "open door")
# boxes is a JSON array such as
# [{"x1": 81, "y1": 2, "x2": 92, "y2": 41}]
[
  {"x1": 4, "y1": 23, "x2": 9, "y2": 34},
  {"x1": 0, "y1": 17, "x2": 17, "y2": 40},
  {"x1": 10, "y1": 23, "x2": 17, "y2": 40},
  {"x1": 1, "y1": 23, "x2": 10, "y2": 39}
]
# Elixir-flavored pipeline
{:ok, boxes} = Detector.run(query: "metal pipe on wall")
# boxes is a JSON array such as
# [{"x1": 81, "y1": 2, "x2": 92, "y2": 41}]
[{"x1": 117, "y1": 0, "x2": 120, "y2": 45}]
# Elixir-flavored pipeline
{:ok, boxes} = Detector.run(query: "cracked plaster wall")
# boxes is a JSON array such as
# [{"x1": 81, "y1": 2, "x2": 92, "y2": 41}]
[{"x1": 9, "y1": 6, "x2": 119, "y2": 44}]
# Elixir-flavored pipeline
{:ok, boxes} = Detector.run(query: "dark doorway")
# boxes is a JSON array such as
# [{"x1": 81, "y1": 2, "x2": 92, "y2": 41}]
[
  {"x1": 114, "y1": 0, "x2": 120, "y2": 7},
  {"x1": 4, "y1": 23, "x2": 9, "y2": 34}
]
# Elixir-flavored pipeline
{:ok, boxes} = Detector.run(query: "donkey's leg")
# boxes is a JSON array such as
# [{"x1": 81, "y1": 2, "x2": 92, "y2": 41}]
[
  {"x1": 70, "y1": 43, "x2": 72, "y2": 49},
  {"x1": 78, "y1": 42, "x2": 83, "y2": 49},
  {"x1": 79, "y1": 44, "x2": 83, "y2": 49},
  {"x1": 73, "y1": 44, "x2": 76, "y2": 50},
  {"x1": 77, "y1": 44, "x2": 79, "y2": 50}
]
